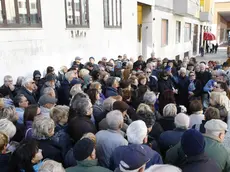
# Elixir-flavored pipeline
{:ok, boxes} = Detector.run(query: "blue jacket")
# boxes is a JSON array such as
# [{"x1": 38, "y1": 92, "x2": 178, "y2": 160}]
[
  {"x1": 0, "y1": 153, "x2": 11, "y2": 172},
  {"x1": 105, "y1": 87, "x2": 118, "y2": 98},
  {"x1": 110, "y1": 144, "x2": 163, "y2": 171},
  {"x1": 203, "y1": 79, "x2": 215, "y2": 92},
  {"x1": 16, "y1": 107, "x2": 24, "y2": 124},
  {"x1": 159, "y1": 128, "x2": 186, "y2": 154}
]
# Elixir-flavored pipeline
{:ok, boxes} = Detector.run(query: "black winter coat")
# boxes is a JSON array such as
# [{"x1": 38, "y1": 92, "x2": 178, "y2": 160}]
[
  {"x1": 17, "y1": 87, "x2": 37, "y2": 104},
  {"x1": 36, "y1": 139, "x2": 64, "y2": 164},
  {"x1": 179, "y1": 153, "x2": 221, "y2": 172},
  {"x1": 68, "y1": 116, "x2": 97, "y2": 142},
  {"x1": 58, "y1": 79, "x2": 71, "y2": 105},
  {"x1": 0, "y1": 153, "x2": 11, "y2": 172}
]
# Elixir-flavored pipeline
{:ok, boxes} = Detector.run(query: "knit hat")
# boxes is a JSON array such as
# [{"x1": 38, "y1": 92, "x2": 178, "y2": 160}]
[
  {"x1": 73, "y1": 138, "x2": 95, "y2": 161},
  {"x1": 181, "y1": 129, "x2": 205, "y2": 156},
  {"x1": 45, "y1": 74, "x2": 56, "y2": 82},
  {"x1": 113, "y1": 101, "x2": 129, "y2": 113},
  {"x1": 174, "y1": 113, "x2": 190, "y2": 129}
]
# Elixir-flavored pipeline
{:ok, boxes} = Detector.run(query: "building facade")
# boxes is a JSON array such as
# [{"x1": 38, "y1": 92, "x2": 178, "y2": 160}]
[{"x1": 0, "y1": 0, "x2": 214, "y2": 83}]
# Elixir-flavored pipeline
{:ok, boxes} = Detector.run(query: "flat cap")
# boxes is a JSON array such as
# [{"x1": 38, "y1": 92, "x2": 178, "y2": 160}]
[{"x1": 204, "y1": 119, "x2": 228, "y2": 132}]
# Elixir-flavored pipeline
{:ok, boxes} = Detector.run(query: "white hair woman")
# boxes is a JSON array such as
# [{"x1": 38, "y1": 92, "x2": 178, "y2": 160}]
[
  {"x1": 32, "y1": 116, "x2": 63, "y2": 163},
  {"x1": 38, "y1": 160, "x2": 65, "y2": 172},
  {"x1": 159, "y1": 103, "x2": 177, "y2": 131}
]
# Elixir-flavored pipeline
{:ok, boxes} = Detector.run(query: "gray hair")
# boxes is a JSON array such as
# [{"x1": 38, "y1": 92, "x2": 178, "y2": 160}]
[
  {"x1": 106, "y1": 110, "x2": 124, "y2": 130},
  {"x1": 174, "y1": 113, "x2": 190, "y2": 129},
  {"x1": 16, "y1": 76, "x2": 25, "y2": 86},
  {"x1": 163, "y1": 103, "x2": 177, "y2": 117},
  {"x1": 42, "y1": 87, "x2": 55, "y2": 96},
  {"x1": 50, "y1": 105, "x2": 69, "y2": 124},
  {"x1": 0, "y1": 119, "x2": 16, "y2": 139},
  {"x1": 70, "y1": 97, "x2": 92, "y2": 116},
  {"x1": 38, "y1": 160, "x2": 65, "y2": 172},
  {"x1": 4, "y1": 75, "x2": 13, "y2": 83},
  {"x1": 143, "y1": 91, "x2": 157, "y2": 105},
  {"x1": 0, "y1": 106, "x2": 18, "y2": 122},
  {"x1": 70, "y1": 84, "x2": 83, "y2": 97},
  {"x1": 127, "y1": 120, "x2": 147, "y2": 144},
  {"x1": 65, "y1": 71, "x2": 74, "y2": 81},
  {"x1": 145, "y1": 165, "x2": 181, "y2": 172},
  {"x1": 103, "y1": 97, "x2": 116, "y2": 111},
  {"x1": 22, "y1": 77, "x2": 34, "y2": 87},
  {"x1": 32, "y1": 116, "x2": 55, "y2": 139}
]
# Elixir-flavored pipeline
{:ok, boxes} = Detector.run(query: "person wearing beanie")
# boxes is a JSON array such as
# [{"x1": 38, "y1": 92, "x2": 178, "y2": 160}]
[
  {"x1": 66, "y1": 138, "x2": 111, "y2": 172},
  {"x1": 166, "y1": 120, "x2": 230, "y2": 172},
  {"x1": 179, "y1": 129, "x2": 221, "y2": 172},
  {"x1": 159, "y1": 113, "x2": 189, "y2": 157}
]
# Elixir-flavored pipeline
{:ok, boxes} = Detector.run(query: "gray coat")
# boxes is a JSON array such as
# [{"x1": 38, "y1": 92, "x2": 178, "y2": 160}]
[{"x1": 96, "y1": 129, "x2": 128, "y2": 168}]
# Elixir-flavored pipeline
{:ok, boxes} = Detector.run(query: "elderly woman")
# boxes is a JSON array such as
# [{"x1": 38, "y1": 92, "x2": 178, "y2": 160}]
[
  {"x1": 13, "y1": 94, "x2": 29, "y2": 124},
  {"x1": 79, "y1": 69, "x2": 92, "y2": 91},
  {"x1": 39, "y1": 160, "x2": 65, "y2": 172},
  {"x1": 175, "y1": 68, "x2": 189, "y2": 107},
  {"x1": 33, "y1": 116, "x2": 63, "y2": 163},
  {"x1": 189, "y1": 100, "x2": 204, "y2": 128},
  {"x1": 159, "y1": 103, "x2": 177, "y2": 131},
  {"x1": 210, "y1": 92, "x2": 228, "y2": 123},
  {"x1": 90, "y1": 81, "x2": 106, "y2": 101},
  {"x1": 0, "y1": 106, "x2": 25, "y2": 142},
  {"x1": 14, "y1": 76, "x2": 25, "y2": 92},
  {"x1": 105, "y1": 77, "x2": 119, "y2": 98},
  {"x1": 188, "y1": 71, "x2": 202, "y2": 101},
  {"x1": 68, "y1": 96, "x2": 97, "y2": 142},
  {"x1": 24, "y1": 105, "x2": 41, "y2": 139},
  {"x1": 96, "y1": 110, "x2": 128, "y2": 168},
  {"x1": 159, "y1": 113, "x2": 190, "y2": 156}
]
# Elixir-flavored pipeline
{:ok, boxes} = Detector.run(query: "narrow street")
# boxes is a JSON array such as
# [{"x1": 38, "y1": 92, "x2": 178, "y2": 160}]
[{"x1": 196, "y1": 47, "x2": 228, "y2": 64}]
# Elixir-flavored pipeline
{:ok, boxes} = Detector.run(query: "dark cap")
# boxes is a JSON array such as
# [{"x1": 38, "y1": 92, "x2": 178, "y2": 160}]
[
  {"x1": 46, "y1": 74, "x2": 56, "y2": 82},
  {"x1": 75, "y1": 56, "x2": 82, "y2": 61},
  {"x1": 119, "y1": 144, "x2": 153, "y2": 171},
  {"x1": 113, "y1": 101, "x2": 129, "y2": 113},
  {"x1": 89, "y1": 57, "x2": 95, "y2": 61},
  {"x1": 181, "y1": 129, "x2": 205, "y2": 157},
  {"x1": 38, "y1": 95, "x2": 57, "y2": 106},
  {"x1": 73, "y1": 138, "x2": 95, "y2": 161}
]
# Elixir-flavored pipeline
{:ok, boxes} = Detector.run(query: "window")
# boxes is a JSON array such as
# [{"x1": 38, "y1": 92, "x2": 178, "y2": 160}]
[
  {"x1": 176, "y1": 21, "x2": 181, "y2": 43},
  {"x1": 103, "y1": 0, "x2": 122, "y2": 28},
  {"x1": 184, "y1": 22, "x2": 191, "y2": 42},
  {"x1": 65, "y1": 0, "x2": 89, "y2": 28},
  {"x1": 0, "y1": 0, "x2": 42, "y2": 27},
  {"x1": 161, "y1": 19, "x2": 168, "y2": 46}
]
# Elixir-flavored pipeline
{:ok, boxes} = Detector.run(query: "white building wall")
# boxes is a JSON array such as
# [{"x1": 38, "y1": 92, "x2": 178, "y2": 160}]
[
  {"x1": 153, "y1": 9, "x2": 201, "y2": 59},
  {"x1": 0, "y1": 0, "x2": 137, "y2": 84}
]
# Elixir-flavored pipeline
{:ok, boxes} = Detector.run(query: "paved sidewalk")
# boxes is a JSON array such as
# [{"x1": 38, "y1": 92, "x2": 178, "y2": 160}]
[{"x1": 196, "y1": 47, "x2": 227, "y2": 64}]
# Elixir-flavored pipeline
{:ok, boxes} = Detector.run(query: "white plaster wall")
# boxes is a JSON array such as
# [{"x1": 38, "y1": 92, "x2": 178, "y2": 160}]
[
  {"x1": 138, "y1": 0, "x2": 155, "y2": 5},
  {"x1": 0, "y1": 0, "x2": 137, "y2": 84},
  {"x1": 153, "y1": 9, "x2": 201, "y2": 59},
  {"x1": 155, "y1": 0, "x2": 173, "y2": 9}
]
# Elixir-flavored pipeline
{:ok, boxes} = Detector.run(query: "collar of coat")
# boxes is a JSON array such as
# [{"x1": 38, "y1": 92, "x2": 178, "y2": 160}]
[
  {"x1": 203, "y1": 134, "x2": 222, "y2": 143},
  {"x1": 77, "y1": 159, "x2": 98, "y2": 167}
]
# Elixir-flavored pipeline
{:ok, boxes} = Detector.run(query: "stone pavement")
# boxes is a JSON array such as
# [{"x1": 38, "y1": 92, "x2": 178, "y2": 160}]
[{"x1": 195, "y1": 47, "x2": 228, "y2": 64}]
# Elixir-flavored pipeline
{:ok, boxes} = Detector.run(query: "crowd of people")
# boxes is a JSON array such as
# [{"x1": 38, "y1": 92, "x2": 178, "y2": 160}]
[{"x1": 0, "y1": 54, "x2": 230, "y2": 172}]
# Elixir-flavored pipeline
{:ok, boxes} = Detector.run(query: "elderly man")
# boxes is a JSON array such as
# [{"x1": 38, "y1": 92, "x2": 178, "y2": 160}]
[
  {"x1": 17, "y1": 77, "x2": 37, "y2": 104},
  {"x1": 111, "y1": 120, "x2": 162, "y2": 171},
  {"x1": 165, "y1": 119, "x2": 230, "y2": 172},
  {"x1": 1, "y1": 75, "x2": 17, "y2": 99},
  {"x1": 38, "y1": 94, "x2": 57, "y2": 118},
  {"x1": 42, "y1": 87, "x2": 56, "y2": 98},
  {"x1": 68, "y1": 97, "x2": 97, "y2": 142},
  {"x1": 96, "y1": 110, "x2": 128, "y2": 168},
  {"x1": 40, "y1": 73, "x2": 56, "y2": 97}
]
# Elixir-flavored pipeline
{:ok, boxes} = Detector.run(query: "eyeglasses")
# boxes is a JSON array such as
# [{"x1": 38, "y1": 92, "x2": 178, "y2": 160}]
[
  {"x1": 31, "y1": 82, "x2": 35, "y2": 84},
  {"x1": 189, "y1": 75, "x2": 195, "y2": 77},
  {"x1": 147, "y1": 71, "x2": 151, "y2": 74}
]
